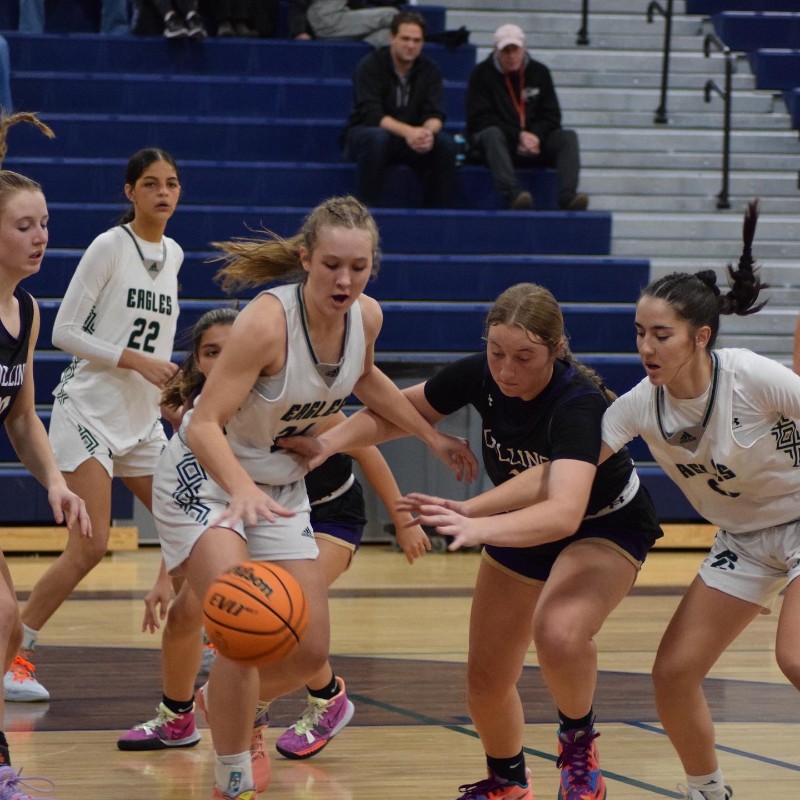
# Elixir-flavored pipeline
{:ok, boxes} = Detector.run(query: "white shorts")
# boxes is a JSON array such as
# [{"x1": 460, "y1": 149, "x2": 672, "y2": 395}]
[
  {"x1": 153, "y1": 434, "x2": 317, "y2": 574},
  {"x1": 700, "y1": 521, "x2": 800, "y2": 611},
  {"x1": 49, "y1": 401, "x2": 167, "y2": 478}
]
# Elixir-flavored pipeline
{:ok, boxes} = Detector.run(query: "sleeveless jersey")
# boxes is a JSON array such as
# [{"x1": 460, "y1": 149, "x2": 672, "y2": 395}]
[
  {"x1": 52, "y1": 225, "x2": 182, "y2": 451},
  {"x1": 602, "y1": 348, "x2": 800, "y2": 533},
  {"x1": 0, "y1": 287, "x2": 34, "y2": 427},
  {"x1": 222, "y1": 282, "x2": 366, "y2": 486},
  {"x1": 425, "y1": 354, "x2": 634, "y2": 515}
]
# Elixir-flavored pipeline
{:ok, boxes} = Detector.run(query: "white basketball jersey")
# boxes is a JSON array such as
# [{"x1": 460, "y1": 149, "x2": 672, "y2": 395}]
[
  {"x1": 223, "y1": 282, "x2": 367, "y2": 485},
  {"x1": 53, "y1": 225, "x2": 182, "y2": 451},
  {"x1": 603, "y1": 349, "x2": 800, "y2": 533}
]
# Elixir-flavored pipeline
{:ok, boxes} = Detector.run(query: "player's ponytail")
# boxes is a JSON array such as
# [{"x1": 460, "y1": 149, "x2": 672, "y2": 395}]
[
  {"x1": 0, "y1": 112, "x2": 54, "y2": 217},
  {"x1": 642, "y1": 199, "x2": 767, "y2": 348},
  {"x1": 213, "y1": 195, "x2": 381, "y2": 293}
]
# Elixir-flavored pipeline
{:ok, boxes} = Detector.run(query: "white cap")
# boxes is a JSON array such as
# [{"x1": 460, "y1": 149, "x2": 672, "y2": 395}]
[{"x1": 493, "y1": 23, "x2": 525, "y2": 51}]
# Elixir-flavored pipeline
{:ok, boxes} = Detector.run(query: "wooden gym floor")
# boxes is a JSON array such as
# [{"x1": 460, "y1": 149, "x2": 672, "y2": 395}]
[{"x1": 3, "y1": 543, "x2": 798, "y2": 800}]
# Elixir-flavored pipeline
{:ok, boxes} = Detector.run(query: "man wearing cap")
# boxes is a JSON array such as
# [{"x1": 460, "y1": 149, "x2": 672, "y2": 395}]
[{"x1": 466, "y1": 22, "x2": 589, "y2": 211}]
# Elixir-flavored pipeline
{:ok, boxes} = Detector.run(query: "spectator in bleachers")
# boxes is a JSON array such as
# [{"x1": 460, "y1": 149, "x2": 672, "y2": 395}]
[
  {"x1": 18, "y1": 0, "x2": 130, "y2": 34},
  {"x1": 0, "y1": 38, "x2": 10, "y2": 113},
  {"x1": 131, "y1": 0, "x2": 207, "y2": 38},
  {"x1": 215, "y1": 0, "x2": 258, "y2": 37},
  {"x1": 289, "y1": 0, "x2": 400, "y2": 47},
  {"x1": 341, "y1": 10, "x2": 457, "y2": 208},
  {"x1": 467, "y1": 23, "x2": 589, "y2": 212}
]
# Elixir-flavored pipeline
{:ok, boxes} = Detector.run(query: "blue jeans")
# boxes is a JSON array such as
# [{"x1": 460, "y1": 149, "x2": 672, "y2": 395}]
[
  {"x1": 18, "y1": 0, "x2": 130, "y2": 33},
  {"x1": 343, "y1": 126, "x2": 457, "y2": 208}
]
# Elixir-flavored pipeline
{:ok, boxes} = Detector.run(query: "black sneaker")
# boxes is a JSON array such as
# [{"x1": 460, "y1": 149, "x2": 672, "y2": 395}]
[
  {"x1": 163, "y1": 12, "x2": 188, "y2": 38},
  {"x1": 185, "y1": 11, "x2": 208, "y2": 39}
]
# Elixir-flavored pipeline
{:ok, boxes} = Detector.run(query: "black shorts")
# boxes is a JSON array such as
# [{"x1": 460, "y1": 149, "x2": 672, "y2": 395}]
[{"x1": 484, "y1": 485, "x2": 663, "y2": 582}]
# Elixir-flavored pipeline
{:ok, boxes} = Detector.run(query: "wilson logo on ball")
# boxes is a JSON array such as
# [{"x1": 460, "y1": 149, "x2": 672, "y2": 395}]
[{"x1": 229, "y1": 563, "x2": 275, "y2": 600}]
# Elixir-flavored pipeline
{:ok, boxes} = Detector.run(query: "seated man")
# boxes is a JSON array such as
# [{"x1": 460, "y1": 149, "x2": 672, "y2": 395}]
[
  {"x1": 292, "y1": 0, "x2": 399, "y2": 47},
  {"x1": 341, "y1": 10, "x2": 457, "y2": 208},
  {"x1": 467, "y1": 23, "x2": 589, "y2": 211}
]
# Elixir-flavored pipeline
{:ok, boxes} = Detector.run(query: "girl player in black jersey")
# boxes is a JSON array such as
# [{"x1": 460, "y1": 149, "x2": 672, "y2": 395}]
[
  {"x1": 0, "y1": 112, "x2": 90, "y2": 799},
  {"x1": 283, "y1": 282, "x2": 663, "y2": 800}
]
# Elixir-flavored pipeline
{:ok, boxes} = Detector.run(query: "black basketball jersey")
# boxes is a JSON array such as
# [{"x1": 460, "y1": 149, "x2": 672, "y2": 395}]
[
  {"x1": 424, "y1": 353, "x2": 634, "y2": 515},
  {"x1": 0, "y1": 287, "x2": 33, "y2": 427}
]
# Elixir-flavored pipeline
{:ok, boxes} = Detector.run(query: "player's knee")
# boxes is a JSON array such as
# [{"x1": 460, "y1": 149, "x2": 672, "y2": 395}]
[
  {"x1": 776, "y1": 647, "x2": 800, "y2": 688},
  {"x1": 652, "y1": 649, "x2": 694, "y2": 694},
  {"x1": 168, "y1": 590, "x2": 204, "y2": 632}
]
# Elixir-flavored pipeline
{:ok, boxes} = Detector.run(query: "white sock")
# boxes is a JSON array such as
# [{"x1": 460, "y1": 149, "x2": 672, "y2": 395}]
[
  {"x1": 687, "y1": 769, "x2": 726, "y2": 798},
  {"x1": 21, "y1": 624, "x2": 39, "y2": 653},
  {"x1": 214, "y1": 751, "x2": 252, "y2": 797}
]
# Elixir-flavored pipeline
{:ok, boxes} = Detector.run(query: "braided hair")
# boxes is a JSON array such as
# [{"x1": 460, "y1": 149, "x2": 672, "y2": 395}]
[{"x1": 642, "y1": 199, "x2": 767, "y2": 348}]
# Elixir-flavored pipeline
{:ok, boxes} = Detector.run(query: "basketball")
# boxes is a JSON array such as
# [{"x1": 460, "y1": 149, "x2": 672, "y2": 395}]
[{"x1": 202, "y1": 561, "x2": 309, "y2": 666}]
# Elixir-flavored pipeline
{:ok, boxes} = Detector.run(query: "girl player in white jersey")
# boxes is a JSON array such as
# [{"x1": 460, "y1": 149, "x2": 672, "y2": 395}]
[
  {"x1": 0, "y1": 112, "x2": 90, "y2": 799},
  {"x1": 152, "y1": 195, "x2": 475, "y2": 800},
  {"x1": 118, "y1": 307, "x2": 429, "y2": 788},
  {"x1": 600, "y1": 201, "x2": 800, "y2": 800},
  {"x1": 4, "y1": 148, "x2": 183, "y2": 703}
]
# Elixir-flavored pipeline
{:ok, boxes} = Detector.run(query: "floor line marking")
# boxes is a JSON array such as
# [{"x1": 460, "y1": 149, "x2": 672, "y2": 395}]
[{"x1": 351, "y1": 692, "x2": 681, "y2": 798}]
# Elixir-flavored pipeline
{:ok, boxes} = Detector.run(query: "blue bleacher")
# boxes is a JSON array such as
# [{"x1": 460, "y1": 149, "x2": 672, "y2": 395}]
[
  {"x1": 3, "y1": 7, "x2": 697, "y2": 523},
  {"x1": 5, "y1": 157, "x2": 558, "y2": 211},
  {"x1": 710, "y1": 11, "x2": 800, "y2": 130},
  {"x1": 35, "y1": 204, "x2": 611, "y2": 255},
  {"x1": 787, "y1": 88, "x2": 800, "y2": 129},
  {"x1": 23, "y1": 251, "x2": 648, "y2": 303},
  {"x1": 4, "y1": 32, "x2": 474, "y2": 82},
  {"x1": 712, "y1": 12, "x2": 800, "y2": 52},
  {"x1": 687, "y1": 0, "x2": 800, "y2": 12}
]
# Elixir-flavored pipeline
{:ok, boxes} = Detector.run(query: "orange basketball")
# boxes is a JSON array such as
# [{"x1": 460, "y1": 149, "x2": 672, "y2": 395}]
[{"x1": 203, "y1": 561, "x2": 309, "y2": 666}]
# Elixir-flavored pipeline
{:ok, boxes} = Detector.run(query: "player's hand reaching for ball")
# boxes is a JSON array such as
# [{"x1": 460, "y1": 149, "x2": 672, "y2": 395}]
[
  {"x1": 401, "y1": 499, "x2": 481, "y2": 551},
  {"x1": 213, "y1": 481, "x2": 295, "y2": 527}
]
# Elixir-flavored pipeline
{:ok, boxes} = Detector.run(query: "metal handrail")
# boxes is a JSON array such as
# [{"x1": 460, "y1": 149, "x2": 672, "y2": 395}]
[
  {"x1": 576, "y1": 0, "x2": 590, "y2": 46},
  {"x1": 703, "y1": 32, "x2": 734, "y2": 210},
  {"x1": 647, "y1": 0, "x2": 674, "y2": 124}
]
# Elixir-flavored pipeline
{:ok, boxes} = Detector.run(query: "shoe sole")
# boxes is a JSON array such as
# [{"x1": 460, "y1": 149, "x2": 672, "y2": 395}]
[
  {"x1": 275, "y1": 699, "x2": 355, "y2": 760},
  {"x1": 557, "y1": 783, "x2": 606, "y2": 800},
  {"x1": 4, "y1": 691, "x2": 50, "y2": 702},
  {"x1": 117, "y1": 731, "x2": 201, "y2": 751}
]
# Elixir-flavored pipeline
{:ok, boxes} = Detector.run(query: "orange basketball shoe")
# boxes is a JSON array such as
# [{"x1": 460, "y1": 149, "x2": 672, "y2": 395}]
[
  {"x1": 455, "y1": 768, "x2": 534, "y2": 800},
  {"x1": 556, "y1": 725, "x2": 606, "y2": 800}
]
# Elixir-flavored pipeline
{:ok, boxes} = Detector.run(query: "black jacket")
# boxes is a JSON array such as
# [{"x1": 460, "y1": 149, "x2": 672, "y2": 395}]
[
  {"x1": 342, "y1": 46, "x2": 446, "y2": 140},
  {"x1": 466, "y1": 52, "x2": 562, "y2": 149}
]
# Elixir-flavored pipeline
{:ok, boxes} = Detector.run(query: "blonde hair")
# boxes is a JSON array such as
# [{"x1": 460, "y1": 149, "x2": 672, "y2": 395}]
[
  {"x1": 212, "y1": 195, "x2": 381, "y2": 293},
  {"x1": 0, "y1": 112, "x2": 55, "y2": 218},
  {"x1": 485, "y1": 283, "x2": 616, "y2": 400}
]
